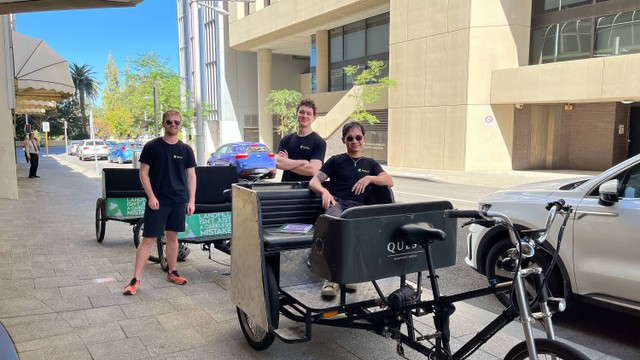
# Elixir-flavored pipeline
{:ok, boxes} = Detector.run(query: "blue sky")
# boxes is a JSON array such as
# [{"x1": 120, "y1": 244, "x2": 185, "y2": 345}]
[{"x1": 15, "y1": 0, "x2": 179, "y2": 84}]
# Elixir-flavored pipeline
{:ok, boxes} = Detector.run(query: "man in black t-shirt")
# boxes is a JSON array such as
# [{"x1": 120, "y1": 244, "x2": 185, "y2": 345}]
[
  {"x1": 124, "y1": 110, "x2": 197, "y2": 295},
  {"x1": 309, "y1": 121, "x2": 393, "y2": 297},
  {"x1": 276, "y1": 99, "x2": 327, "y2": 182}
]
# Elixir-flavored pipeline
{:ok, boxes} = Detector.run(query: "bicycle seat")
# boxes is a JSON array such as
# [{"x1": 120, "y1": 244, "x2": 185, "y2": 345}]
[{"x1": 399, "y1": 222, "x2": 447, "y2": 247}]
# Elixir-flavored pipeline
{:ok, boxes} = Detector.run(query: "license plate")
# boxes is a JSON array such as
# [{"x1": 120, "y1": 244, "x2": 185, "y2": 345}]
[{"x1": 255, "y1": 168, "x2": 268, "y2": 174}]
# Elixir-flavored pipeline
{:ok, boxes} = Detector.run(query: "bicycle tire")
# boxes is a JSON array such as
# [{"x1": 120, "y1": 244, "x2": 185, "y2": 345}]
[
  {"x1": 237, "y1": 264, "x2": 279, "y2": 350},
  {"x1": 95, "y1": 198, "x2": 106, "y2": 243},
  {"x1": 504, "y1": 338, "x2": 589, "y2": 360}
]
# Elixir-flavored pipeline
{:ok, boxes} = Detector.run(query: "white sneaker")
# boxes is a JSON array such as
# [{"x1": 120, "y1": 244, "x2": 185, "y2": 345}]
[{"x1": 321, "y1": 281, "x2": 339, "y2": 297}]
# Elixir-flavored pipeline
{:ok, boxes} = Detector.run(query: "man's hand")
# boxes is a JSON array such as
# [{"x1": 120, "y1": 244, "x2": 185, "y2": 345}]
[
  {"x1": 277, "y1": 150, "x2": 289, "y2": 159},
  {"x1": 187, "y1": 201, "x2": 195, "y2": 216},
  {"x1": 352, "y1": 176, "x2": 372, "y2": 195},
  {"x1": 321, "y1": 191, "x2": 336, "y2": 209},
  {"x1": 147, "y1": 196, "x2": 160, "y2": 210}
]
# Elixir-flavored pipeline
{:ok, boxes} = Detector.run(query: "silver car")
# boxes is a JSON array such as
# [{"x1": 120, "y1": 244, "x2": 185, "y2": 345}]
[
  {"x1": 467, "y1": 154, "x2": 640, "y2": 313},
  {"x1": 77, "y1": 139, "x2": 109, "y2": 161}
]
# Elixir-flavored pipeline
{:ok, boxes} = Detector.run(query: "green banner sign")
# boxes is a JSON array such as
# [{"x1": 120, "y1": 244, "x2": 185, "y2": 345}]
[
  {"x1": 106, "y1": 197, "x2": 146, "y2": 218},
  {"x1": 179, "y1": 212, "x2": 232, "y2": 239}
]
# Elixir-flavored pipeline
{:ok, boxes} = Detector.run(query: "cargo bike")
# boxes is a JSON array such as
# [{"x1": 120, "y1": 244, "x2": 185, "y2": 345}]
[
  {"x1": 96, "y1": 167, "x2": 238, "y2": 269},
  {"x1": 229, "y1": 181, "x2": 589, "y2": 359}
]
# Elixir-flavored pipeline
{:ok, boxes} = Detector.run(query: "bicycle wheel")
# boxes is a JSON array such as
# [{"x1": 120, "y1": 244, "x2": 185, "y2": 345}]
[
  {"x1": 95, "y1": 199, "x2": 106, "y2": 243},
  {"x1": 133, "y1": 219, "x2": 161, "y2": 263},
  {"x1": 504, "y1": 338, "x2": 589, "y2": 360},
  {"x1": 237, "y1": 265, "x2": 279, "y2": 350}
]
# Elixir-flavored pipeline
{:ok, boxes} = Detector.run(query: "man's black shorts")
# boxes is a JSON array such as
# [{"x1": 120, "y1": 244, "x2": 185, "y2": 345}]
[{"x1": 143, "y1": 203, "x2": 187, "y2": 237}]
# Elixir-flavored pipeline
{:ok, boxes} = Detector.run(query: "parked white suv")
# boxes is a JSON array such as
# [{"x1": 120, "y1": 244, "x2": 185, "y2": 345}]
[
  {"x1": 76, "y1": 139, "x2": 109, "y2": 161},
  {"x1": 467, "y1": 154, "x2": 640, "y2": 313}
]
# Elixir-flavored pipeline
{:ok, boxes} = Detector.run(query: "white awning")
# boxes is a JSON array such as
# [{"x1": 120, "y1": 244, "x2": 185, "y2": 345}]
[
  {"x1": 12, "y1": 31, "x2": 74, "y2": 114},
  {"x1": 0, "y1": 0, "x2": 144, "y2": 14}
]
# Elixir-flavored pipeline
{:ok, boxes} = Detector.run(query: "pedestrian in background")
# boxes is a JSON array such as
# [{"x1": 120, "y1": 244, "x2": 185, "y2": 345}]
[
  {"x1": 123, "y1": 110, "x2": 196, "y2": 295},
  {"x1": 25, "y1": 133, "x2": 40, "y2": 178}
]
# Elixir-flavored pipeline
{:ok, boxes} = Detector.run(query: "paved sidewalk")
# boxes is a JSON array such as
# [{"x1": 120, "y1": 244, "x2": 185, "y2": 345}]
[{"x1": 0, "y1": 155, "x2": 613, "y2": 359}]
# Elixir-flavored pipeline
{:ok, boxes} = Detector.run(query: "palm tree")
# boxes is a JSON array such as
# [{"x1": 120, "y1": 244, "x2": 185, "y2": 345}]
[{"x1": 69, "y1": 63, "x2": 99, "y2": 134}]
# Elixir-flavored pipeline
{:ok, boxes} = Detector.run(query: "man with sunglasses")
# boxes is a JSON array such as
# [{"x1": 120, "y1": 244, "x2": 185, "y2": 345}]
[
  {"x1": 124, "y1": 110, "x2": 197, "y2": 295},
  {"x1": 309, "y1": 121, "x2": 393, "y2": 297},
  {"x1": 276, "y1": 99, "x2": 326, "y2": 182}
]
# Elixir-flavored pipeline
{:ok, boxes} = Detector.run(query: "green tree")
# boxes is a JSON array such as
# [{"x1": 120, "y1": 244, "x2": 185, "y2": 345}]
[
  {"x1": 122, "y1": 52, "x2": 182, "y2": 136},
  {"x1": 69, "y1": 63, "x2": 100, "y2": 133},
  {"x1": 343, "y1": 60, "x2": 396, "y2": 124},
  {"x1": 265, "y1": 89, "x2": 302, "y2": 136}
]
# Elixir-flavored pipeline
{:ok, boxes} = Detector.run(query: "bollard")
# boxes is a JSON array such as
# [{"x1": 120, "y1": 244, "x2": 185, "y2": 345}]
[{"x1": 132, "y1": 151, "x2": 140, "y2": 169}]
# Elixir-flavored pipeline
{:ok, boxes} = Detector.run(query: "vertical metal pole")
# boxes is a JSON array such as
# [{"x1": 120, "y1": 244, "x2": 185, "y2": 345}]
[
  {"x1": 190, "y1": 0, "x2": 205, "y2": 165},
  {"x1": 64, "y1": 120, "x2": 68, "y2": 164},
  {"x1": 153, "y1": 85, "x2": 159, "y2": 137}
]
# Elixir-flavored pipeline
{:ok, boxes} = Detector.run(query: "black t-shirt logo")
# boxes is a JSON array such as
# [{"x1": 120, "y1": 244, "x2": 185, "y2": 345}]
[
  {"x1": 173, "y1": 154, "x2": 184, "y2": 159},
  {"x1": 300, "y1": 145, "x2": 310, "y2": 150}
]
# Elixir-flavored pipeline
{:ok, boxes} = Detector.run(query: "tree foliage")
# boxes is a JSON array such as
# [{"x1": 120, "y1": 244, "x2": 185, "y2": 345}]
[
  {"x1": 99, "y1": 52, "x2": 182, "y2": 139},
  {"x1": 69, "y1": 63, "x2": 99, "y2": 132},
  {"x1": 343, "y1": 60, "x2": 396, "y2": 124},
  {"x1": 265, "y1": 89, "x2": 302, "y2": 136}
]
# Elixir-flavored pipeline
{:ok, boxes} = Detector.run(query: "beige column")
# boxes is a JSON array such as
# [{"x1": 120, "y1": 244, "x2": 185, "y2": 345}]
[
  {"x1": 0, "y1": 16, "x2": 19, "y2": 199},
  {"x1": 257, "y1": 48, "x2": 273, "y2": 149},
  {"x1": 315, "y1": 30, "x2": 329, "y2": 93}
]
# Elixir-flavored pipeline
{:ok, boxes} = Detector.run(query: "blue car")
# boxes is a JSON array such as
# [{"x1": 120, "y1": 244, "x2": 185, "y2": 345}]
[
  {"x1": 207, "y1": 142, "x2": 276, "y2": 179},
  {"x1": 108, "y1": 142, "x2": 143, "y2": 164}
]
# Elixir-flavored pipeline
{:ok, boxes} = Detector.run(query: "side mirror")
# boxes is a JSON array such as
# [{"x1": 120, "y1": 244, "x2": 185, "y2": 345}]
[{"x1": 598, "y1": 179, "x2": 619, "y2": 206}]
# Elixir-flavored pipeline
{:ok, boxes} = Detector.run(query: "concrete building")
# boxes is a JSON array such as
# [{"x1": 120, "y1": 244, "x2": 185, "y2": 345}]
[{"x1": 185, "y1": 0, "x2": 640, "y2": 172}]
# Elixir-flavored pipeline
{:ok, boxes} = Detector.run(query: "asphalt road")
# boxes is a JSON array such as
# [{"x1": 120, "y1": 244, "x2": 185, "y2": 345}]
[{"x1": 37, "y1": 145, "x2": 640, "y2": 359}]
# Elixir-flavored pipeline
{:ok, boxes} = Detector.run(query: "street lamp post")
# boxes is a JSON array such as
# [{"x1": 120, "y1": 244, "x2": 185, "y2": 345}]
[{"x1": 153, "y1": 84, "x2": 159, "y2": 136}]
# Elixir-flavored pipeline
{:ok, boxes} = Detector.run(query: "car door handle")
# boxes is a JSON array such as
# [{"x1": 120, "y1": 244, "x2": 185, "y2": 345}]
[{"x1": 574, "y1": 210, "x2": 619, "y2": 220}]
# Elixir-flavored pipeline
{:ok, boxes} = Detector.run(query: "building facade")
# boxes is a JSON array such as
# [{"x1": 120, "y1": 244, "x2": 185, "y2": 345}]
[{"x1": 195, "y1": 0, "x2": 640, "y2": 172}]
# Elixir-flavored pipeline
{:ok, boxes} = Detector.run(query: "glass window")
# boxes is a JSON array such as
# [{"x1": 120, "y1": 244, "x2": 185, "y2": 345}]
[
  {"x1": 558, "y1": 19, "x2": 592, "y2": 61},
  {"x1": 366, "y1": 13, "x2": 389, "y2": 56},
  {"x1": 330, "y1": 68, "x2": 344, "y2": 91},
  {"x1": 595, "y1": 11, "x2": 640, "y2": 57},
  {"x1": 344, "y1": 20, "x2": 366, "y2": 60},
  {"x1": 330, "y1": 28, "x2": 343, "y2": 63},
  {"x1": 531, "y1": 24, "x2": 559, "y2": 64}
]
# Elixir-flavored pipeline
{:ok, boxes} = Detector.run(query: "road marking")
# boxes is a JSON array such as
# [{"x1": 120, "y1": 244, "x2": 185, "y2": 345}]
[{"x1": 394, "y1": 191, "x2": 478, "y2": 205}]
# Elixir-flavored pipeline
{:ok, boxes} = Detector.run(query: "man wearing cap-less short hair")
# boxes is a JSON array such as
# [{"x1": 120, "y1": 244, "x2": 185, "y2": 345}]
[
  {"x1": 25, "y1": 133, "x2": 40, "y2": 178},
  {"x1": 123, "y1": 110, "x2": 197, "y2": 295},
  {"x1": 276, "y1": 99, "x2": 327, "y2": 181},
  {"x1": 309, "y1": 121, "x2": 393, "y2": 297}
]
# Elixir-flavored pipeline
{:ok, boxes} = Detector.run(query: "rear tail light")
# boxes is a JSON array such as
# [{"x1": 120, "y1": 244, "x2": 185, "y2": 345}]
[
  {"x1": 122, "y1": 146, "x2": 126, "y2": 151},
  {"x1": 268, "y1": 152, "x2": 274, "y2": 157},
  {"x1": 82, "y1": 146, "x2": 89, "y2": 150},
  {"x1": 235, "y1": 153, "x2": 249, "y2": 159}
]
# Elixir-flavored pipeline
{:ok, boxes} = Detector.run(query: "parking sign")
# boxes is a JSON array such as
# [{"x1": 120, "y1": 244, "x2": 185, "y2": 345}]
[{"x1": 42, "y1": 121, "x2": 50, "y2": 132}]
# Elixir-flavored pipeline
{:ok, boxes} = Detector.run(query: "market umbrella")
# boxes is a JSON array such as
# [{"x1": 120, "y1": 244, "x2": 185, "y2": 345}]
[{"x1": 12, "y1": 31, "x2": 74, "y2": 114}]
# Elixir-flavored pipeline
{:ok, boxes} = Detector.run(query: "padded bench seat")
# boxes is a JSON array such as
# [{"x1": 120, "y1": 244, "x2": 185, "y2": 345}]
[
  {"x1": 257, "y1": 184, "x2": 395, "y2": 253},
  {"x1": 102, "y1": 168, "x2": 144, "y2": 199},
  {"x1": 262, "y1": 227, "x2": 314, "y2": 251},
  {"x1": 194, "y1": 203, "x2": 232, "y2": 214}
]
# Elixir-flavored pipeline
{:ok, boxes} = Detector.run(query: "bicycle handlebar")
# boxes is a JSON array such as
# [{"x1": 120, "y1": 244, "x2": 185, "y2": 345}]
[{"x1": 445, "y1": 199, "x2": 570, "y2": 248}]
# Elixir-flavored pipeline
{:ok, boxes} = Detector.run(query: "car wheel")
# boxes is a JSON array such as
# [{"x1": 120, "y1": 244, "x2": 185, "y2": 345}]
[{"x1": 485, "y1": 237, "x2": 568, "y2": 308}]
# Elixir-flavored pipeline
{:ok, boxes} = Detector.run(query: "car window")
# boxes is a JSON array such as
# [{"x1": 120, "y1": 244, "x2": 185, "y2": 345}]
[
  {"x1": 246, "y1": 145, "x2": 269, "y2": 153},
  {"x1": 214, "y1": 146, "x2": 227, "y2": 156},
  {"x1": 620, "y1": 164, "x2": 640, "y2": 199}
]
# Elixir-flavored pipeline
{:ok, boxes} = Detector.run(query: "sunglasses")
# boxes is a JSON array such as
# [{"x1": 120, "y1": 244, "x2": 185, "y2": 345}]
[
  {"x1": 345, "y1": 135, "x2": 363, "y2": 142},
  {"x1": 165, "y1": 119, "x2": 181, "y2": 126}
]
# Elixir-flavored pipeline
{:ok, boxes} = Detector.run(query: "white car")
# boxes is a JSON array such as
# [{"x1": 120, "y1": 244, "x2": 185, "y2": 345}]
[
  {"x1": 76, "y1": 139, "x2": 109, "y2": 161},
  {"x1": 467, "y1": 154, "x2": 640, "y2": 313}
]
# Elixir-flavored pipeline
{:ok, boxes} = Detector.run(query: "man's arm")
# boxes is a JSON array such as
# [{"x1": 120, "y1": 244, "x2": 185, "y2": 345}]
[
  {"x1": 281, "y1": 158, "x2": 323, "y2": 177},
  {"x1": 275, "y1": 152, "x2": 309, "y2": 171},
  {"x1": 351, "y1": 171, "x2": 394, "y2": 195},
  {"x1": 309, "y1": 171, "x2": 336, "y2": 209},
  {"x1": 139, "y1": 163, "x2": 159, "y2": 210},
  {"x1": 186, "y1": 167, "x2": 196, "y2": 216}
]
